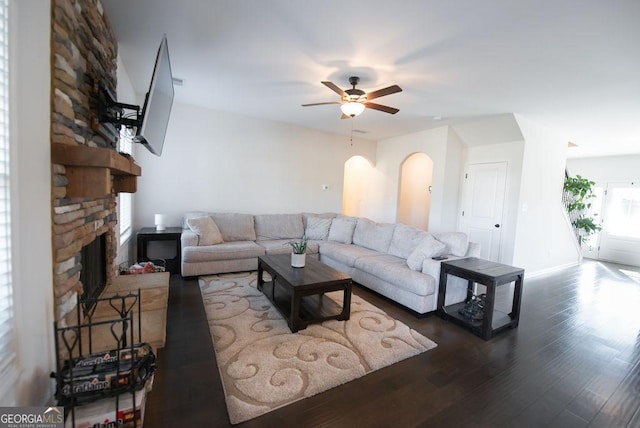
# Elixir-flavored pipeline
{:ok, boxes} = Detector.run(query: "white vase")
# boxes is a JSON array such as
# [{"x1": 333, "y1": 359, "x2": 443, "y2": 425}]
[{"x1": 291, "y1": 253, "x2": 306, "y2": 268}]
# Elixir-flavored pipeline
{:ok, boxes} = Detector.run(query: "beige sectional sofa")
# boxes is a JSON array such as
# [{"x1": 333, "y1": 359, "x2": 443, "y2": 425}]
[{"x1": 180, "y1": 211, "x2": 480, "y2": 315}]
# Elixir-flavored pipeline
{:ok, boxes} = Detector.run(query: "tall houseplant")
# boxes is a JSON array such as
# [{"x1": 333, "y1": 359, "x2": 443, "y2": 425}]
[{"x1": 563, "y1": 174, "x2": 602, "y2": 244}]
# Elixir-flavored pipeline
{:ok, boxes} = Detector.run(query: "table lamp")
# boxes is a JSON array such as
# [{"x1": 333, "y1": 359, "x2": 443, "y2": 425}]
[{"x1": 154, "y1": 214, "x2": 166, "y2": 231}]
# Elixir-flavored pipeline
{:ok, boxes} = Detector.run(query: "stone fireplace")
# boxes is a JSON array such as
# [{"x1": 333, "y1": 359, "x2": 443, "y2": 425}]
[
  {"x1": 51, "y1": 0, "x2": 140, "y2": 326},
  {"x1": 80, "y1": 233, "x2": 107, "y2": 303}
]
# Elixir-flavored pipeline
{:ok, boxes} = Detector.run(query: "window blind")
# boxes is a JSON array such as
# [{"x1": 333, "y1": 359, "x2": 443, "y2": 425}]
[
  {"x1": 118, "y1": 126, "x2": 133, "y2": 242},
  {"x1": 0, "y1": 0, "x2": 17, "y2": 400}
]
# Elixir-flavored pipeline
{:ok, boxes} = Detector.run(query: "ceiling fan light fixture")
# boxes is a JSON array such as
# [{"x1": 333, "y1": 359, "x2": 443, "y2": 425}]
[{"x1": 341, "y1": 101, "x2": 365, "y2": 117}]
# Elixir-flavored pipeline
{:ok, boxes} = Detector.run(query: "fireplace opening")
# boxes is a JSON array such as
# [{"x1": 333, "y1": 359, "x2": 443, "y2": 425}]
[{"x1": 80, "y1": 233, "x2": 107, "y2": 309}]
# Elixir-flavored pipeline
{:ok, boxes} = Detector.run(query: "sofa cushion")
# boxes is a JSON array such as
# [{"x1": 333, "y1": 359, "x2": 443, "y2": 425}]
[
  {"x1": 182, "y1": 241, "x2": 264, "y2": 263},
  {"x1": 210, "y1": 213, "x2": 256, "y2": 242},
  {"x1": 406, "y1": 235, "x2": 447, "y2": 271},
  {"x1": 254, "y1": 213, "x2": 304, "y2": 241},
  {"x1": 352, "y1": 218, "x2": 396, "y2": 253},
  {"x1": 319, "y1": 242, "x2": 380, "y2": 267},
  {"x1": 388, "y1": 224, "x2": 429, "y2": 259},
  {"x1": 304, "y1": 216, "x2": 332, "y2": 240},
  {"x1": 258, "y1": 239, "x2": 320, "y2": 255},
  {"x1": 183, "y1": 211, "x2": 211, "y2": 229},
  {"x1": 435, "y1": 232, "x2": 469, "y2": 257},
  {"x1": 327, "y1": 216, "x2": 357, "y2": 244},
  {"x1": 186, "y1": 216, "x2": 223, "y2": 246},
  {"x1": 354, "y1": 254, "x2": 435, "y2": 296}
]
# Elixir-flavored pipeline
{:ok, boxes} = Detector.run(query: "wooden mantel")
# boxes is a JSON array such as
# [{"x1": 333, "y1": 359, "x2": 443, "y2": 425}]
[{"x1": 52, "y1": 143, "x2": 142, "y2": 197}]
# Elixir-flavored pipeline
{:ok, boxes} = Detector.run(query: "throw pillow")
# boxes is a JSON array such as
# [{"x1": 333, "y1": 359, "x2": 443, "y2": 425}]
[
  {"x1": 327, "y1": 217, "x2": 357, "y2": 244},
  {"x1": 435, "y1": 232, "x2": 469, "y2": 257},
  {"x1": 305, "y1": 216, "x2": 332, "y2": 240},
  {"x1": 187, "y1": 216, "x2": 224, "y2": 246},
  {"x1": 406, "y1": 235, "x2": 446, "y2": 271}
]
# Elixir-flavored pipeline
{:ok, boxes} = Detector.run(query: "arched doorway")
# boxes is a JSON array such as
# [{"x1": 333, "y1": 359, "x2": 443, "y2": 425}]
[
  {"x1": 343, "y1": 156, "x2": 375, "y2": 217},
  {"x1": 398, "y1": 153, "x2": 433, "y2": 230}
]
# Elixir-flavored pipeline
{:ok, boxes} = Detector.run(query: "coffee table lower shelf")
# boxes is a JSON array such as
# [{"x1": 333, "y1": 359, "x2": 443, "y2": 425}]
[{"x1": 260, "y1": 280, "x2": 347, "y2": 331}]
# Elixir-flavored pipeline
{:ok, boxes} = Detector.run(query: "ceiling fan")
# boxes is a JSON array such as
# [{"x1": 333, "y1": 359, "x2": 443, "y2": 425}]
[{"x1": 302, "y1": 76, "x2": 402, "y2": 118}]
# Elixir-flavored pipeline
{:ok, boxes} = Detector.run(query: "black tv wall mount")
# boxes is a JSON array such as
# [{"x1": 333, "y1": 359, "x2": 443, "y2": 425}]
[{"x1": 93, "y1": 80, "x2": 142, "y2": 130}]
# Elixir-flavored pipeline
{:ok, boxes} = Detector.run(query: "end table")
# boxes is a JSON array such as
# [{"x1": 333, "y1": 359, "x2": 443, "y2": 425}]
[
  {"x1": 137, "y1": 227, "x2": 182, "y2": 274},
  {"x1": 437, "y1": 257, "x2": 524, "y2": 340}
]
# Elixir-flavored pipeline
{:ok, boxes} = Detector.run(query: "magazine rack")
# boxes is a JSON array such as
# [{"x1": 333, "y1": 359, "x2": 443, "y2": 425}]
[{"x1": 53, "y1": 291, "x2": 154, "y2": 427}]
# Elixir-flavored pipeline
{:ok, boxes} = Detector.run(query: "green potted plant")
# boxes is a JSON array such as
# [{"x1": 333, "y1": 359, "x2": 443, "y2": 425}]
[
  {"x1": 563, "y1": 174, "x2": 602, "y2": 245},
  {"x1": 287, "y1": 235, "x2": 308, "y2": 268}
]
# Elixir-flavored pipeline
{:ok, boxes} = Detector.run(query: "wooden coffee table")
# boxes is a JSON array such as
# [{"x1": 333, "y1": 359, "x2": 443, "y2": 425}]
[{"x1": 257, "y1": 254, "x2": 352, "y2": 333}]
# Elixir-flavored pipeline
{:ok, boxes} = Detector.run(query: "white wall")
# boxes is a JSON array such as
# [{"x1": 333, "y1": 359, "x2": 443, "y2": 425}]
[
  {"x1": 6, "y1": 0, "x2": 55, "y2": 406},
  {"x1": 512, "y1": 115, "x2": 580, "y2": 274},
  {"x1": 372, "y1": 126, "x2": 462, "y2": 232},
  {"x1": 133, "y1": 102, "x2": 376, "y2": 229},
  {"x1": 567, "y1": 154, "x2": 640, "y2": 183},
  {"x1": 441, "y1": 128, "x2": 464, "y2": 232}
]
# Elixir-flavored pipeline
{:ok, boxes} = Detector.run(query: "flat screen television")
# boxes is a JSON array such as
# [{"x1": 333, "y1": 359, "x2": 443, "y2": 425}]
[{"x1": 133, "y1": 35, "x2": 174, "y2": 156}]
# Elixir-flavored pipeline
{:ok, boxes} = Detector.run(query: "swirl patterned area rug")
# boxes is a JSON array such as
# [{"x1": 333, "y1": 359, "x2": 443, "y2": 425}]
[{"x1": 199, "y1": 271, "x2": 437, "y2": 424}]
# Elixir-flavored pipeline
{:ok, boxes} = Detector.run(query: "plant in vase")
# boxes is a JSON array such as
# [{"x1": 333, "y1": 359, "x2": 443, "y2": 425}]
[{"x1": 287, "y1": 235, "x2": 308, "y2": 268}]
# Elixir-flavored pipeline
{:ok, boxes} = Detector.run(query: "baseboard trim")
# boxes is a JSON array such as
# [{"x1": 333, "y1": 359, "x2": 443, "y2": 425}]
[{"x1": 527, "y1": 261, "x2": 581, "y2": 278}]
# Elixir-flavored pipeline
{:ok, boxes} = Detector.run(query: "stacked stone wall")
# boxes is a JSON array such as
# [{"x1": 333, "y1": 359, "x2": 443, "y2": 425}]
[{"x1": 51, "y1": 0, "x2": 120, "y2": 325}]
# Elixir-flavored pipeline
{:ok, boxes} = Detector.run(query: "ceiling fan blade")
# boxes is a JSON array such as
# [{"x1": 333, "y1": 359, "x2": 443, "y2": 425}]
[
  {"x1": 364, "y1": 102, "x2": 399, "y2": 114},
  {"x1": 301, "y1": 101, "x2": 342, "y2": 107},
  {"x1": 365, "y1": 85, "x2": 402, "y2": 101},
  {"x1": 322, "y1": 81, "x2": 347, "y2": 97}
]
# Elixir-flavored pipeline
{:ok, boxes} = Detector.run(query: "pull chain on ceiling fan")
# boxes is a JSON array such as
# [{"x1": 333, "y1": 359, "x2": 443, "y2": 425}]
[{"x1": 302, "y1": 76, "x2": 402, "y2": 118}]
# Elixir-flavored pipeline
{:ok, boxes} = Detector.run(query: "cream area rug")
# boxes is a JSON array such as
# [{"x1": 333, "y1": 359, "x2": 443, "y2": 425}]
[{"x1": 198, "y1": 271, "x2": 437, "y2": 424}]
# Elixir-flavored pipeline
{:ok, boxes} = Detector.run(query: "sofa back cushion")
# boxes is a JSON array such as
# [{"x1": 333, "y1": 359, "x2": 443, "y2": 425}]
[
  {"x1": 388, "y1": 224, "x2": 429, "y2": 259},
  {"x1": 352, "y1": 217, "x2": 396, "y2": 253},
  {"x1": 254, "y1": 213, "x2": 304, "y2": 241},
  {"x1": 210, "y1": 213, "x2": 256, "y2": 242},
  {"x1": 327, "y1": 216, "x2": 358, "y2": 244},
  {"x1": 304, "y1": 216, "x2": 333, "y2": 240}
]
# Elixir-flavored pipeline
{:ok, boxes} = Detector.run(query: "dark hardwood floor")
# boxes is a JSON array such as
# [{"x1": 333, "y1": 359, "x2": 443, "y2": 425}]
[{"x1": 144, "y1": 260, "x2": 640, "y2": 427}]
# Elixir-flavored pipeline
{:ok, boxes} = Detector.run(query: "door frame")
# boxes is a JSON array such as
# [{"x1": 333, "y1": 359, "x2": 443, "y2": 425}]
[{"x1": 458, "y1": 161, "x2": 509, "y2": 262}]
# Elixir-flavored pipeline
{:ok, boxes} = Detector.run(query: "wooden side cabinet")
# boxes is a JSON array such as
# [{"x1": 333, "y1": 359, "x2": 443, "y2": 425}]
[{"x1": 137, "y1": 227, "x2": 182, "y2": 274}]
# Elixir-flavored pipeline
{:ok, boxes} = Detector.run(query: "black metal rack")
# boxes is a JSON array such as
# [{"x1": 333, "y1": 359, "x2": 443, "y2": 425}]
[{"x1": 53, "y1": 291, "x2": 153, "y2": 427}]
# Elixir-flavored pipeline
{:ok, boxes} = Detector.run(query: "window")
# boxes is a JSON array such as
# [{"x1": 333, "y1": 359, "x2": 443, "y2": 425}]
[
  {"x1": 118, "y1": 126, "x2": 133, "y2": 242},
  {"x1": 605, "y1": 186, "x2": 640, "y2": 239},
  {"x1": 0, "y1": 0, "x2": 16, "y2": 400}
]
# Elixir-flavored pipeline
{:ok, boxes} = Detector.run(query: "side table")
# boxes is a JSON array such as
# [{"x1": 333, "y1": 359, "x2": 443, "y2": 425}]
[
  {"x1": 137, "y1": 227, "x2": 182, "y2": 274},
  {"x1": 437, "y1": 257, "x2": 524, "y2": 340}
]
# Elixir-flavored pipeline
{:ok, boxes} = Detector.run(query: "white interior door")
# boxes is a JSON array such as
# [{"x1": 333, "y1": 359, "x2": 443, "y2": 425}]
[
  {"x1": 598, "y1": 182, "x2": 640, "y2": 267},
  {"x1": 459, "y1": 162, "x2": 507, "y2": 262}
]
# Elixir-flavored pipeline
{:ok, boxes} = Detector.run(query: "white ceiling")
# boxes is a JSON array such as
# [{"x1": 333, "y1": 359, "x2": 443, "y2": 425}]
[{"x1": 101, "y1": 0, "x2": 640, "y2": 158}]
